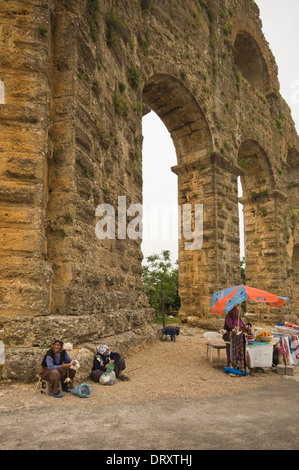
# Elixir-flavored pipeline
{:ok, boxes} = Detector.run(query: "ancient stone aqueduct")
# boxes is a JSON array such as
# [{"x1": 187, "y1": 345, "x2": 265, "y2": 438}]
[{"x1": 0, "y1": 0, "x2": 298, "y2": 379}]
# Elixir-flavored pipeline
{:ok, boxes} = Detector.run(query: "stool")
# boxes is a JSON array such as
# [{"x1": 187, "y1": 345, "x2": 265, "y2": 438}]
[
  {"x1": 42, "y1": 379, "x2": 63, "y2": 395},
  {"x1": 35, "y1": 377, "x2": 64, "y2": 395}
]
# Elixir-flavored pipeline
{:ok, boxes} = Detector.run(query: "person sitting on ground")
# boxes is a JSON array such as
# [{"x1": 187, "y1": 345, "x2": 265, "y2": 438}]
[
  {"x1": 39, "y1": 339, "x2": 77, "y2": 398},
  {"x1": 91, "y1": 344, "x2": 130, "y2": 383}
]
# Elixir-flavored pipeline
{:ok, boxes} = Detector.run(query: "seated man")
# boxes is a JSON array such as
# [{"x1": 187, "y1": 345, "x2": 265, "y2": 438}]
[
  {"x1": 39, "y1": 339, "x2": 77, "y2": 398},
  {"x1": 91, "y1": 344, "x2": 130, "y2": 383}
]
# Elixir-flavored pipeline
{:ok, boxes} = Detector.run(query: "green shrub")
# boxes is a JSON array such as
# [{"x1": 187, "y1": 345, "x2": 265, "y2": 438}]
[
  {"x1": 106, "y1": 8, "x2": 123, "y2": 47},
  {"x1": 128, "y1": 66, "x2": 142, "y2": 90},
  {"x1": 113, "y1": 92, "x2": 127, "y2": 115},
  {"x1": 37, "y1": 24, "x2": 47, "y2": 37}
]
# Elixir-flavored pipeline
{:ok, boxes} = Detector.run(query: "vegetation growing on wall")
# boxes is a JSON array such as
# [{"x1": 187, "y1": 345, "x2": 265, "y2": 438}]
[
  {"x1": 105, "y1": 7, "x2": 123, "y2": 47},
  {"x1": 128, "y1": 66, "x2": 143, "y2": 90},
  {"x1": 87, "y1": 0, "x2": 100, "y2": 42},
  {"x1": 113, "y1": 92, "x2": 127, "y2": 115}
]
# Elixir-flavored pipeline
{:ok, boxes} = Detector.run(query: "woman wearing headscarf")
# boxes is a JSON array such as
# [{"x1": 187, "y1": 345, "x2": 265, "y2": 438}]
[
  {"x1": 223, "y1": 305, "x2": 248, "y2": 370},
  {"x1": 39, "y1": 339, "x2": 77, "y2": 397},
  {"x1": 91, "y1": 344, "x2": 130, "y2": 382},
  {"x1": 223, "y1": 305, "x2": 247, "y2": 336}
]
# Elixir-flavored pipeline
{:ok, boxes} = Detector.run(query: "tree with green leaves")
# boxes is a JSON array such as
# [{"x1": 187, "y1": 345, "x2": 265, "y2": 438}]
[
  {"x1": 142, "y1": 250, "x2": 180, "y2": 328},
  {"x1": 240, "y1": 256, "x2": 246, "y2": 284},
  {"x1": 240, "y1": 256, "x2": 246, "y2": 313}
]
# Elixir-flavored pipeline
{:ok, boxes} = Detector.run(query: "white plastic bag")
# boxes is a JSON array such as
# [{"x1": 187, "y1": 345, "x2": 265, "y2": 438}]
[
  {"x1": 70, "y1": 359, "x2": 80, "y2": 371},
  {"x1": 100, "y1": 371, "x2": 116, "y2": 385}
]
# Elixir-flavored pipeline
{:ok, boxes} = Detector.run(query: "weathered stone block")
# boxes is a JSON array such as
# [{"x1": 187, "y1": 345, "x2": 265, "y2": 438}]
[
  {"x1": 286, "y1": 365, "x2": 295, "y2": 376},
  {"x1": 5, "y1": 156, "x2": 39, "y2": 180},
  {"x1": 276, "y1": 364, "x2": 286, "y2": 375},
  {"x1": 3, "y1": 347, "x2": 45, "y2": 382},
  {"x1": 0, "y1": 185, "x2": 36, "y2": 204},
  {"x1": 0, "y1": 207, "x2": 41, "y2": 227},
  {"x1": 31, "y1": 315, "x2": 102, "y2": 347},
  {"x1": 0, "y1": 283, "x2": 50, "y2": 317},
  {"x1": 0, "y1": 229, "x2": 43, "y2": 254}
]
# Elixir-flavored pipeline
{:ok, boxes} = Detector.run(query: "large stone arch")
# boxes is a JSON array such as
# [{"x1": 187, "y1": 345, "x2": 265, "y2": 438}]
[
  {"x1": 142, "y1": 73, "x2": 212, "y2": 166},
  {"x1": 0, "y1": 0, "x2": 298, "y2": 379},
  {"x1": 143, "y1": 74, "x2": 215, "y2": 319}
]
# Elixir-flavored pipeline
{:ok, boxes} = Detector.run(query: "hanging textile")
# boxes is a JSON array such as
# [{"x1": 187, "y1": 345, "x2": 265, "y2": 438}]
[
  {"x1": 282, "y1": 337, "x2": 293, "y2": 365},
  {"x1": 289, "y1": 335, "x2": 299, "y2": 364},
  {"x1": 278, "y1": 334, "x2": 299, "y2": 365},
  {"x1": 231, "y1": 331, "x2": 246, "y2": 372}
]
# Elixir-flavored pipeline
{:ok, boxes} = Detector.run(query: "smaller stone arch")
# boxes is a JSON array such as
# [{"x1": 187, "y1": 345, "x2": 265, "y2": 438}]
[
  {"x1": 286, "y1": 146, "x2": 299, "y2": 247},
  {"x1": 142, "y1": 73, "x2": 216, "y2": 318},
  {"x1": 287, "y1": 147, "x2": 299, "y2": 192},
  {"x1": 290, "y1": 245, "x2": 299, "y2": 316},
  {"x1": 286, "y1": 147, "x2": 299, "y2": 313},
  {"x1": 233, "y1": 30, "x2": 270, "y2": 94},
  {"x1": 237, "y1": 139, "x2": 278, "y2": 297},
  {"x1": 142, "y1": 73, "x2": 212, "y2": 166},
  {"x1": 238, "y1": 139, "x2": 274, "y2": 196}
]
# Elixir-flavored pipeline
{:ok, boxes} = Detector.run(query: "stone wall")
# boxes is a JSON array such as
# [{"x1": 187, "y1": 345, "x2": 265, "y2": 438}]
[{"x1": 0, "y1": 0, "x2": 298, "y2": 380}]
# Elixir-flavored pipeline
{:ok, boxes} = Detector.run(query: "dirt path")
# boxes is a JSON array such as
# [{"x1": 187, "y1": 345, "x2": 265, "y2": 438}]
[{"x1": 2, "y1": 328, "x2": 299, "y2": 451}]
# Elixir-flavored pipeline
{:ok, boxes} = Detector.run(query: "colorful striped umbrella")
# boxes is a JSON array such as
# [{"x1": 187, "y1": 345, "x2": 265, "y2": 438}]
[{"x1": 212, "y1": 284, "x2": 289, "y2": 315}]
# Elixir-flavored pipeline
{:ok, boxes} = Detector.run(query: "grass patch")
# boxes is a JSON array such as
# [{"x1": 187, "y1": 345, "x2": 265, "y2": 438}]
[{"x1": 154, "y1": 314, "x2": 180, "y2": 326}]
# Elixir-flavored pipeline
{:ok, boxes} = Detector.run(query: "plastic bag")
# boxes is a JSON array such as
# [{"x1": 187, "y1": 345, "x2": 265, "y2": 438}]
[
  {"x1": 106, "y1": 362, "x2": 114, "y2": 373},
  {"x1": 223, "y1": 367, "x2": 249, "y2": 376},
  {"x1": 70, "y1": 359, "x2": 80, "y2": 371},
  {"x1": 100, "y1": 371, "x2": 116, "y2": 385},
  {"x1": 71, "y1": 382, "x2": 92, "y2": 398}
]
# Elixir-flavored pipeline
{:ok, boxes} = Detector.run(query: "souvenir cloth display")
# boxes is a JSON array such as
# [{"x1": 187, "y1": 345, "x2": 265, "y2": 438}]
[
  {"x1": 277, "y1": 335, "x2": 299, "y2": 365},
  {"x1": 230, "y1": 330, "x2": 247, "y2": 372}
]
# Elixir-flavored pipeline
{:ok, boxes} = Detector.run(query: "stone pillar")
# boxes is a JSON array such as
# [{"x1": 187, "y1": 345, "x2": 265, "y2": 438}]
[
  {"x1": 43, "y1": 8, "x2": 152, "y2": 343},
  {"x1": 0, "y1": 3, "x2": 53, "y2": 343},
  {"x1": 46, "y1": 11, "x2": 78, "y2": 316},
  {"x1": 241, "y1": 189, "x2": 292, "y2": 319},
  {"x1": 173, "y1": 153, "x2": 242, "y2": 321}
]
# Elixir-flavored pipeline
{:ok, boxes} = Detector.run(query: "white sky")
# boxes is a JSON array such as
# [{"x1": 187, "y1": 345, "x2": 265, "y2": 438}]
[{"x1": 141, "y1": 0, "x2": 299, "y2": 265}]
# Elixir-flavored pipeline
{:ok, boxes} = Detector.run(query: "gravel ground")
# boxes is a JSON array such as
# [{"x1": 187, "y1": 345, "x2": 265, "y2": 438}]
[
  {"x1": 2, "y1": 327, "x2": 298, "y2": 452},
  {"x1": 0, "y1": 327, "x2": 285, "y2": 411}
]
